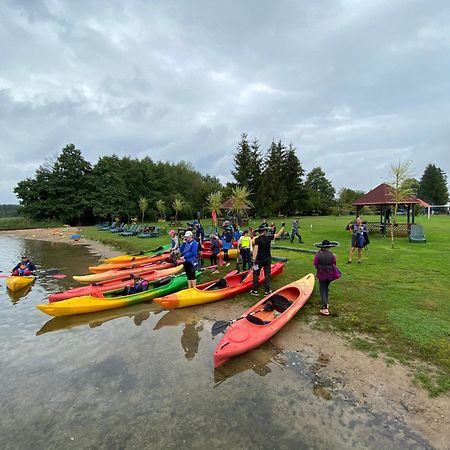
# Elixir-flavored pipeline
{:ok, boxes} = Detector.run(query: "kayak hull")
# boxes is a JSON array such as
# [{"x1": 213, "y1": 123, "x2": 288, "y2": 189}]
[
  {"x1": 101, "y1": 245, "x2": 171, "y2": 264},
  {"x1": 49, "y1": 265, "x2": 183, "y2": 302},
  {"x1": 73, "y1": 262, "x2": 176, "y2": 284},
  {"x1": 37, "y1": 273, "x2": 200, "y2": 316},
  {"x1": 213, "y1": 274, "x2": 315, "y2": 368},
  {"x1": 6, "y1": 276, "x2": 36, "y2": 292},
  {"x1": 154, "y1": 262, "x2": 284, "y2": 309},
  {"x1": 89, "y1": 254, "x2": 167, "y2": 273}
]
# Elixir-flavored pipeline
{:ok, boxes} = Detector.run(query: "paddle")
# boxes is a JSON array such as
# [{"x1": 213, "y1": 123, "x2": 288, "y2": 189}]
[
  {"x1": 131, "y1": 246, "x2": 164, "y2": 256},
  {"x1": 211, "y1": 307, "x2": 267, "y2": 336}
]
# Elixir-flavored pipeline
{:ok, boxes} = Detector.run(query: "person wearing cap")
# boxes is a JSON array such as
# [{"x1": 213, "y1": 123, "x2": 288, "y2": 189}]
[
  {"x1": 313, "y1": 239, "x2": 341, "y2": 316},
  {"x1": 250, "y1": 222, "x2": 285, "y2": 296},
  {"x1": 168, "y1": 229, "x2": 180, "y2": 263},
  {"x1": 125, "y1": 275, "x2": 149, "y2": 295},
  {"x1": 12, "y1": 256, "x2": 36, "y2": 275},
  {"x1": 180, "y1": 230, "x2": 199, "y2": 288}
]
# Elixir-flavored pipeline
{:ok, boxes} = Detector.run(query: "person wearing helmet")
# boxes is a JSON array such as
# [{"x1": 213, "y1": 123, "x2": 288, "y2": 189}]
[{"x1": 180, "y1": 230, "x2": 198, "y2": 288}]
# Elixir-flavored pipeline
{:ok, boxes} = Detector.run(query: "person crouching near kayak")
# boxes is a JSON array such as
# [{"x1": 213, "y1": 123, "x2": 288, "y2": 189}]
[
  {"x1": 313, "y1": 240, "x2": 341, "y2": 316},
  {"x1": 12, "y1": 255, "x2": 36, "y2": 276},
  {"x1": 180, "y1": 230, "x2": 199, "y2": 288}
]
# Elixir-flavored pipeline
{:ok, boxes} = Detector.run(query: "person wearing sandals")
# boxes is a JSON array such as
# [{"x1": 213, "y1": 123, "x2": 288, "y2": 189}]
[{"x1": 313, "y1": 239, "x2": 341, "y2": 316}]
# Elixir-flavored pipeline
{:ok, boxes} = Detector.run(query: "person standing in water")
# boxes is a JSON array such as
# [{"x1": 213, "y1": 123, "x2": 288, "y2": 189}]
[{"x1": 313, "y1": 240, "x2": 341, "y2": 316}]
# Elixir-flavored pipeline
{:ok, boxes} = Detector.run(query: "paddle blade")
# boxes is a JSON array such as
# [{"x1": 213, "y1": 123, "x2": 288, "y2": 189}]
[
  {"x1": 211, "y1": 320, "x2": 230, "y2": 336},
  {"x1": 52, "y1": 274, "x2": 67, "y2": 279}
]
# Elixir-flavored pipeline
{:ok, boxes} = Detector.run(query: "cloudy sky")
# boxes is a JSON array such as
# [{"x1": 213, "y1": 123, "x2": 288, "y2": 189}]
[{"x1": 1, "y1": 0, "x2": 449, "y2": 204}]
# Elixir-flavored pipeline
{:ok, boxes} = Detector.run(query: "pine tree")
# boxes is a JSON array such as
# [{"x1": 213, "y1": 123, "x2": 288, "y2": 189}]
[
  {"x1": 418, "y1": 164, "x2": 449, "y2": 205},
  {"x1": 282, "y1": 144, "x2": 305, "y2": 216},
  {"x1": 232, "y1": 133, "x2": 252, "y2": 186},
  {"x1": 303, "y1": 167, "x2": 336, "y2": 215}
]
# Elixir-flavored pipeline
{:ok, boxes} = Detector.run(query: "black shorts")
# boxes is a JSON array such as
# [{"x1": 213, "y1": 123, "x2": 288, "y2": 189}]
[{"x1": 183, "y1": 261, "x2": 196, "y2": 280}]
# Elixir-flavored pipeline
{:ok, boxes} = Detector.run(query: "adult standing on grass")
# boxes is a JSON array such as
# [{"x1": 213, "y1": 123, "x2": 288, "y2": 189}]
[
  {"x1": 290, "y1": 218, "x2": 304, "y2": 243},
  {"x1": 348, "y1": 216, "x2": 367, "y2": 264},
  {"x1": 250, "y1": 223, "x2": 285, "y2": 296},
  {"x1": 168, "y1": 229, "x2": 180, "y2": 264},
  {"x1": 221, "y1": 226, "x2": 234, "y2": 267},
  {"x1": 180, "y1": 230, "x2": 198, "y2": 288},
  {"x1": 238, "y1": 229, "x2": 252, "y2": 271},
  {"x1": 313, "y1": 240, "x2": 341, "y2": 316},
  {"x1": 209, "y1": 234, "x2": 221, "y2": 273}
]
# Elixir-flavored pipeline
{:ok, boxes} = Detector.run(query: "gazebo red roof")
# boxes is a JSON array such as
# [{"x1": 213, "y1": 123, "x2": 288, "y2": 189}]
[
  {"x1": 220, "y1": 198, "x2": 251, "y2": 210},
  {"x1": 352, "y1": 183, "x2": 421, "y2": 206}
]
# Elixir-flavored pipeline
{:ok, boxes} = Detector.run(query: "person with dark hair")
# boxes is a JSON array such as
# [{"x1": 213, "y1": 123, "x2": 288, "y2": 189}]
[
  {"x1": 348, "y1": 216, "x2": 368, "y2": 263},
  {"x1": 125, "y1": 275, "x2": 149, "y2": 295},
  {"x1": 221, "y1": 226, "x2": 234, "y2": 267},
  {"x1": 250, "y1": 223, "x2": 285, "y2": 296},
  {"x1": 313, "y1": 240, "x2": 341, "y2": 316},
  {"x1": 290, "y1": 218, "x2": 304, "y2": 243},
  {"x1": 209, "y1": 234, "x2": 221, "y2": 273},
  {"x1": 12, "y1": 256, "x2": 36, "y2": 275},
  {"x1": 238, "y1": 229, "x2": 252, "y2": 271}
]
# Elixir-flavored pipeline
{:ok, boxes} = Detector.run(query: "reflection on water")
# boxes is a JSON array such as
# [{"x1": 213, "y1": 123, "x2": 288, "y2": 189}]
[
  {"x1": 37, "y1": 302, "x2": 163, "y2": 335},
  {"x1": 0, "y1": 235, "x2": 433, "y2": 450},
  {"x1": 6, "y1": 284, "x2": 34, "y2": 304}
]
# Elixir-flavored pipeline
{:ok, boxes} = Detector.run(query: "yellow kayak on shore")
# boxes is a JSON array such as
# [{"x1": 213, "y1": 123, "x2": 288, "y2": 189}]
[{"x1": 6, "y1": 276, "x2": 36, "y2": 292}]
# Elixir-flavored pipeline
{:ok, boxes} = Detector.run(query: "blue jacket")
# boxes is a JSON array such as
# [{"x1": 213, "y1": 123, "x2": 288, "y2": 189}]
[{"x1": 180, "y1": 239, "x2": 199, "y2": 264}]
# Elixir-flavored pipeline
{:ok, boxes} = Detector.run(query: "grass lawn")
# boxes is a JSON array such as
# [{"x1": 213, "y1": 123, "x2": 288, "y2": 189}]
[{"x1": 82, "y1": 216, "x2": 450, "y2": 396}]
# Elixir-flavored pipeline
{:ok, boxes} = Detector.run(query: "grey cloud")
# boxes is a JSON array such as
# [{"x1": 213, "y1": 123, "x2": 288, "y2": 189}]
[{"x1": 1, "y1": 0, "x2": 449, "y2": 203}]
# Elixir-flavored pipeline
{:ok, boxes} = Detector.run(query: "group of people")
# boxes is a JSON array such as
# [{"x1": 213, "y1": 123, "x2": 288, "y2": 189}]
[{"x1": 11, "y1": 256, "x2": 36, "y2": 276}]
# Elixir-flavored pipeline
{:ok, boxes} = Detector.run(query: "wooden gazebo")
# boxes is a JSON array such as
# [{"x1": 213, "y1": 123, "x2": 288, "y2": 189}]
[{"x1": 352, "y1": 183, "x2": 421, "y2": 236}]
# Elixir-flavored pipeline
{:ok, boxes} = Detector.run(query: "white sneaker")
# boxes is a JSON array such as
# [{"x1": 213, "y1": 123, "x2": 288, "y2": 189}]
[{"x1": 225, "y1": 263, "x2": 230, "y2": 267}]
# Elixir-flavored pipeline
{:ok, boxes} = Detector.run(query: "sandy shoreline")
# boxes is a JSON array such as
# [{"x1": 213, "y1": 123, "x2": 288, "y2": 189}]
[{"x1": 1, "y1": 227, "x2": 448, "y2": 449}]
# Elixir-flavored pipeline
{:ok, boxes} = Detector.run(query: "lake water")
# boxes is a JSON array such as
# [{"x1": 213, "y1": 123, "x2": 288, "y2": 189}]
[{"x1": 0, "y1": 235, "x2": 432, "y2": 449}]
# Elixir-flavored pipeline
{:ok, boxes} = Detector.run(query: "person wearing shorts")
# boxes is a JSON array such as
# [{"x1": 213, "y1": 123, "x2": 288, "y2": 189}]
[{"x1": 180, "y1": 230, "x2": 199, "y2": 288}]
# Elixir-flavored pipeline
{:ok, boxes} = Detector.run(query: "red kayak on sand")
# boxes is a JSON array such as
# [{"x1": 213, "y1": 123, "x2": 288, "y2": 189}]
[
  {"x1": 49, "y1": 265, "x2": 183, "y2": 303},
  {"x1": 213, "y1": 273, "x2": 315, "y2": 368}
]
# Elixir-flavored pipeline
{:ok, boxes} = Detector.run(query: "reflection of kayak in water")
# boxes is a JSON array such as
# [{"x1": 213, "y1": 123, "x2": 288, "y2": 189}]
[
  {"x1": 36, "y1": 302, "x2": 163, "y2": 335},
  {"x1": 6, "y1": 285, "x2": 33, "y2": 304},
  {"x1": 6, "y1": 275, "x2": 36, "y2": 292}
]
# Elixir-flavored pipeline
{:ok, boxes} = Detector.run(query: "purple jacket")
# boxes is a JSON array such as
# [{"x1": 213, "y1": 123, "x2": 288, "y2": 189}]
[{"x1": 313, "y1": 251, "x2": 337, "y2": 281}]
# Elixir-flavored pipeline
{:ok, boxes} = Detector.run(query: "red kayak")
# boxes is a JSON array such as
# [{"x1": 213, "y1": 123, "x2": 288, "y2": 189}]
[
  {"x1": 213, "y1": 273, "x2": 315, "y2": 368},
  {"x1": 49, "y1": 265, "x2": 184, "y2": 302}
]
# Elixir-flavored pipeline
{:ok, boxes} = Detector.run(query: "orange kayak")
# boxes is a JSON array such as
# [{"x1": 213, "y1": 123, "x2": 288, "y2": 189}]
[
  {"x1": 213, "y1": 273, "x2": 315, "y2": 368},
  {"x1": 88, "y1": 254, "x2": 168, "y2": 273},
  {"x1": 73, "y1": 262, "x2": 176, "y2": 284}
]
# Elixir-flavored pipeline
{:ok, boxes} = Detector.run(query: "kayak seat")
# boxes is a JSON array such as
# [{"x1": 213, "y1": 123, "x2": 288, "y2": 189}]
[
  {"x1": 207, "y1": 278, "x2": 228, "y2": 290},
  {"x1": 263, "y1": 294, "x2": 292, "y2": 313},
  {"x1": 240, "y1": 272, "x2": 249, "y2": 283},
  {"x1": 151, "y1": 277, "x2": 171, "y2": 288}
]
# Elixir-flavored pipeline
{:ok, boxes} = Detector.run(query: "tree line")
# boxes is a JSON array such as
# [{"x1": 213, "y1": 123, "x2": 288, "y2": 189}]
[{"x1": 13, "y1": 141, "x2": 448, "y2": 225}]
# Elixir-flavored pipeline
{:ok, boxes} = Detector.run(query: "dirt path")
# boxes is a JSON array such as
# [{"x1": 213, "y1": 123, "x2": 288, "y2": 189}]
[{"x1": 2, "y1": 227, "x2": 449, "y2": 449}]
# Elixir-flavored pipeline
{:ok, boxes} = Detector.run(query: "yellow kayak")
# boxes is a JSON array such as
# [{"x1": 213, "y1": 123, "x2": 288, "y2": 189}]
[
  {"x1": 6, "y1": 276, "x2": 36, "y2": 292},
  {"x1": 101, "y1": 244, "x2": 171, "y2": 264}
]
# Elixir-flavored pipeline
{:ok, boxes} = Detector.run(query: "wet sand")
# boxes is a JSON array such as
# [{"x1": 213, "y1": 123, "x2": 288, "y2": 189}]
[{"x1": 1, "y1": 227, "x2": 449, "y2": 449}]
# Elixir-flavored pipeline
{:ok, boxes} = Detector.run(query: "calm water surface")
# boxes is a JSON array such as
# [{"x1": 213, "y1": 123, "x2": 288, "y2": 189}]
[{"x1": 0, "y1": 236, "x2": 431, "y2": 450}]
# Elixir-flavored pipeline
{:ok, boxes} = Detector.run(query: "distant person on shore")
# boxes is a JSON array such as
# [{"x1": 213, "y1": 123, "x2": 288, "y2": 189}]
[
  {"x1": 250, "y1": 222, "x2": 285, "y2": 296},
  {"x1": 348, "y1": 217, "x2": 368, "y2": 263},
  {"x1": 313, "y1": 240, "x2": 341, "y2": 316},
  {"x1": 12, "y1": 256, "x2": 36, "y2": 276},
  {"x1": 290, "y1": 218, "x2": 304, "y2": 243},
  {"x1": 221, "y1": 226, "x2": 234, "y2": 267},
  {"x1": 168, "y1": 229, "x2": 180, "y2": 263},
  {"x1": 209, "y1": 234, "x2": 221, "y2": 273},
  {"x1": 180, "y1": 230, "x2": 199, "y2": 288},
  {"x1": 238, "y1": 229, "x2": 253, "y2": 271}
]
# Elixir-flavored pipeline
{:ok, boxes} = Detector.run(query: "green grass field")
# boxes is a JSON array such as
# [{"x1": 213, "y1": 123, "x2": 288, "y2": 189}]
[{"x1": 83, "y1": 216, "x2": 450, "y2": 396}]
